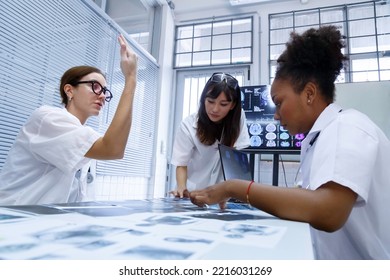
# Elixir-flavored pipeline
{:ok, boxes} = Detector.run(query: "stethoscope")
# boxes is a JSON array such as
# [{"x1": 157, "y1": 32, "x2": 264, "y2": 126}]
[
  {"x1": 75, "y1": 167, "x2": 94, "y2": 183},
  {"x1": 293, "y1": 131, "x2": 320, "y2": 189}
]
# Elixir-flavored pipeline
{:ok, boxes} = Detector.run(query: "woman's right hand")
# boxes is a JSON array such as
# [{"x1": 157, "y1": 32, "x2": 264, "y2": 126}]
[
  {"x1": 169, "y1": 186, "x2": 189, "y2": 198},
  {"x1": 172, "y1": 166, "x2": 189, "y2": 198},
  {"x1": 118, "y1": 34, "x2": 138, "y2": 80}
]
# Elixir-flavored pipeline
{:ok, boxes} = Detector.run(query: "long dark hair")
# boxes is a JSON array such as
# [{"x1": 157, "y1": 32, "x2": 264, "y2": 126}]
[
  {"x1": 196, "y1": 73, "x2": 242, "y2": 146},
  {"x1": 275, "y1": 25, "x2": 348, "y2": 103}
]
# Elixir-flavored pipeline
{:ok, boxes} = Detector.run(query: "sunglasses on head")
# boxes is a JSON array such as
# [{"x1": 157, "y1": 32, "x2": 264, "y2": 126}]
[{"x1": 208, "y1": 72, "x2": 239, "y2": 90}]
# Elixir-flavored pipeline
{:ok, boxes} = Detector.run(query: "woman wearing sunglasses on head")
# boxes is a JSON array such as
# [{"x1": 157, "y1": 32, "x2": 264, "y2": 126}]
[
  {"x1": 170, "y1": 73, "x2": 250, "y2": 198},
  {"x1": 0, "y1": 34, "x2": 138, "y2": 205},
  {"x1": 190, "y1": 26, "x2": 390, "y2": 259}
]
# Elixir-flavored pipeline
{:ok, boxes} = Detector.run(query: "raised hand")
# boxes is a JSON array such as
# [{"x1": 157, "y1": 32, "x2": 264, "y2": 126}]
[{"x1": 118, "y1": 34, "x2": 138, "y2": 80}]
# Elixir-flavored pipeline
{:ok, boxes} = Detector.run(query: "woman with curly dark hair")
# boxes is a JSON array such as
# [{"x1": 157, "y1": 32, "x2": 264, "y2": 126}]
[
  {"x1": 170, "y1": 73, "x2": 250, "y2": 198},
  {"x1": 190, "y1": 26, "x2": 390, "y2": 259}
]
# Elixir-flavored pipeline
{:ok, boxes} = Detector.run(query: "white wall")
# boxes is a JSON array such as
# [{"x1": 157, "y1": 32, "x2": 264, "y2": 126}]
[{"x1": 336, "y1": 81, "x2": 390, "y2": 138}]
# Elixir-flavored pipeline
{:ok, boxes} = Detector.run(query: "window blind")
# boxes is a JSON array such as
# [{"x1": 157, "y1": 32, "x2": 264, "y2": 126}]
[{"x1": 0, "y1": 0, "x2": 159, "y2": 178}]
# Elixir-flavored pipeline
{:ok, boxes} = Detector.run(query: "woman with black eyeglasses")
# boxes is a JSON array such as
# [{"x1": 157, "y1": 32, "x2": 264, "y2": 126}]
[
  {"x1": 190, "y1": 26, "x2": 390, "y2": 259},
  {"x1": 170, "y1": 72, "x2": 250, "y2": 198},
  {"x1": 0, "y1": 34, "x2": 138, "y2": 205}
]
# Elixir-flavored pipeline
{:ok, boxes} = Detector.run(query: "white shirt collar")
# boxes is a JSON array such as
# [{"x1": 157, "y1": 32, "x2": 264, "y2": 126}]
[{"x1": 301, "y1": 103, "x2": 343, "y2": 148}]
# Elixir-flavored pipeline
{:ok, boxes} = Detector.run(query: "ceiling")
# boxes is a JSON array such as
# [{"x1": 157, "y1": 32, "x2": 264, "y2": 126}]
[
  {"x1": 167, "y1": 0, "x2": 298, "y2": 13},
  {"x1": 104, "y1": 0, "x2": 297, "y2": 33},
  {"x1": 105, "y1": 0, "x2": 296, "y2": 22}
]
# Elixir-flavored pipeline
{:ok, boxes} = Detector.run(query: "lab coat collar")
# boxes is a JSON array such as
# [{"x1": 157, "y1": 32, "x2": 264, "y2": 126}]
[
  {"x1": 309, "y1": 103, "x2": 342, "y2": 136},
  {"x1": 301, "y1": 103, "x2": 343, "y2": 150}
]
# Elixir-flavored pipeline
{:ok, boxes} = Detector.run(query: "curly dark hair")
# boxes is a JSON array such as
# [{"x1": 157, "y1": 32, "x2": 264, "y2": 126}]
[
  {"x1": 275, "y1": 25, "x2": 348, "y2": 103},
  {"x1": 196, "y1": 74, "x2": 242, "y2": 146}
]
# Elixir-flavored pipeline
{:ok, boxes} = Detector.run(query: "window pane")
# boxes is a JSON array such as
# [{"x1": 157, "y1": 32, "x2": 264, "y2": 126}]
[
  {"x1": 194, "y1": 23, "x2": 212, "y2": 37},
  {"x1": 379, "y1": 56, "x2": 390, "y2": 71},
  {"x1": 182, "y1": 78, "x2": 192, "y2": 119},
  {"x1": 295, "y1": 25, "x2": 319, "y2": 34},
  {"x1": 212, "y1": 34, "x2": 231, "y2": 50},
  {"x1": 350, "y1": 36, "x2": 377, "y2": 53},
  {"x1": 376, "y1": 17, "x2": 390, "y2": 35},
  {"x1": 352, "y1": 58, "x2": 378, "y2": 71},
  {"x1": 270, "y1": 13, "x2": 293, "y2": 29},
  {"x1": 212, "y1": 49, "x2": 231, "y2": 64},
  {"x1": 349, "y1": 36, "x2": 376, "y2": 54},
  {"x1": 129, "y1": 32, "x2": 149, "y2": 44},
  {"x1": 232, "y1": 32, "x2": 251, "y2": 48},
  {"x1": 182, "y1": 77, "x2": 203, "y2": 119},
  {"x1": 213, "y1": 21, "x2": 232, "y2": 35},
  {"x1": 269, "y1": 2, "x2": 389, "y2": 84},
  {"x1": 176, "y1": 38, "x2": 193, "y2": 53},
  {"x1": 320, "y1": 8, "x2": 344, "y2": 23},
  {"x1": 376, "y1": 2, "x2": 390, "y2": 17},
  {"x1": 233, "y1": 18, "x2": 251, "y2": 32},
  {"x1": 270, "y1": 44, "x2": 285, "y2": 60},
  {"x1": 232, "y1": 48, "x2": 251, "y2": 63},
  {"x1": 193, "y1": 51, "x2": 211, "y2": 66},
  {"x1": 177, "y1": 26, "x2": 193, "y2": 39},
  {"x1": 234, "y1": 74, "x2": 244, "y2": 88},
  {"x1": 348, "y1": 3, "x2": 374, "y2": 20},
  {"x1": 129, "y1": 32, "x2": 149, "y2": 52},
  {"x1": 349, "y1": 19, "x2": 375, "y2": 37},
  {"x1": 175, "y1": 53, "x2": 192, "y2": 67},
  {"x1": 175, "y1": 17, "x2": 252, "y2": 68},
  {"x1": 378, "y1": 34, "x2": 390, "y2": 52},
  {"x1": 270, "y1": 63, "x2": 277, "y2": 81},
  {"x1": 270, "y1": 28, "x2": 292, "y2": 44},
  {"x1": 193, "y1": 36, "x2": 211, "y2": 51},
  {"x1": 295, "y1": 11, "x2": 319, "y2": 26},
  {"x1": 352, "y1": 71, "x2": 379, "y2": 82}
]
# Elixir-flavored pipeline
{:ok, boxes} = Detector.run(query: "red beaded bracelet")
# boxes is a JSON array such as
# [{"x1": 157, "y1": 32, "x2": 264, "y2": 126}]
[{"x1": 246, "y1": 180, "x2": 254, "y2": 205}]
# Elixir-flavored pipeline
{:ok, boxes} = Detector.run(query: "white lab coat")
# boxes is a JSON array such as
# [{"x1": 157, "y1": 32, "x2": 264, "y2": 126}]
[
  {"x1": 301, "y1": 103, "x2": 390, "y2": 259},
  {"x1": 171, "y1": 110, "x2": 250, "y2": 191},
  {"x1": 0, "y1": 105, "x2": 100, "y2": 205}
]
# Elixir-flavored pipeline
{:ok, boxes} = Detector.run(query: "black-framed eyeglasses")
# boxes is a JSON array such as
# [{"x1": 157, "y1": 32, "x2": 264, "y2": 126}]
[
  {"x1": 208, "y1": 72, "x2": 239, "y2": 90},
  {"x1": 72, "y1": 80, "x2": 113, "y2": 102}
]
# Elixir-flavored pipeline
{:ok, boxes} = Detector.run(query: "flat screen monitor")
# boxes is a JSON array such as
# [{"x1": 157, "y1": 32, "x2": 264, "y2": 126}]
[{"x1": 241, "y1": 85, "x2": 305, "y2": 150}]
